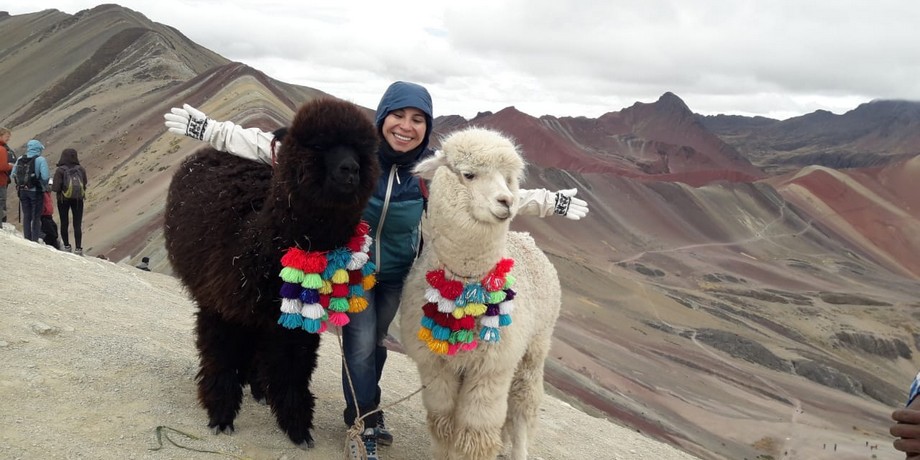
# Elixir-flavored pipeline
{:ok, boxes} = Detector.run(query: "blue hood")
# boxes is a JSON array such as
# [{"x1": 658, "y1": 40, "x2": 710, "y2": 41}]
[
  {"x1": 25, "y1": 140, "x2": 45, "y2": 158},
  {"x1": 374, "y1": 81, "x2": 433, "y2": 152}
]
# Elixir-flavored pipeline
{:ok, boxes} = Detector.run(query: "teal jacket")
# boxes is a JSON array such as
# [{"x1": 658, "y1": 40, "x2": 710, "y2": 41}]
[
  {"x1": 363, "y1": 82, "x2": 433, "y2": 283},
  {"x1": 11, "y1": 140, "x2": 49, "y2": 192}
]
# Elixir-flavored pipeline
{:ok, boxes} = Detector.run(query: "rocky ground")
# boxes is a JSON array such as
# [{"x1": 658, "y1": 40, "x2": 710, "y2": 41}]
[{"x1": 0, "y1": 224, "x2": 699, "y2": 460}]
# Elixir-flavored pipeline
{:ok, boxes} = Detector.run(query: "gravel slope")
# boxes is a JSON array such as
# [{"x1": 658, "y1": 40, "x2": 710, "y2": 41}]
[{"x1": 0, "y1": 224, "x2": 698, "y2": 460}]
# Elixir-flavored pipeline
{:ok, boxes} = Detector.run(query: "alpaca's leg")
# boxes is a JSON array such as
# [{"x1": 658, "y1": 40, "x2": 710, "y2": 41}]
[
  {"x1": 503, "y1": 339, "x2": 550, "y2": 460},
  {"x1": 194, "y1": 309, "x2": 250, "y2": 434},
  {"x1": 450, "y1": 368, "x2": 515, "y2": 460},
  {"x1": 261, "y1": 328, "x2": 320, "y2": 449},
  {"x1": 244, "y1": 344, "x2": 267, "y2": 405},
  {"x1": 416, "y1": 357, "x2": 460, "y2": 458}
]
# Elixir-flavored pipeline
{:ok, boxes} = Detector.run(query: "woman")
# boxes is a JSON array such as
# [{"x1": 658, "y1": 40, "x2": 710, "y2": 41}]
[
  {"x1": 164, "y1": 82, "x2": 589, "y2": 459},
  {"x1": 11, "y1": 139, "x2": 49, "y2": 242},
  {"x1": 51, "y1": 148, "x2": 88, "y2": 255}
]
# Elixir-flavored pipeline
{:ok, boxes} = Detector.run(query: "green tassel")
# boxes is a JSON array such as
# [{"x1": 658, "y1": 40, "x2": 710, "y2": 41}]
[
  {"x1": 488, "y1": 290, "x2": 506, "y2": 304},
  {"x1": 301, "y1": 273, "x2": 323, "y2": 289},
  {"x1": 329, "y1": 297, "x2": 349, "y2": 312},
  {"x1": 280, "y1": 267, "x2": 305, "y2": 284}
]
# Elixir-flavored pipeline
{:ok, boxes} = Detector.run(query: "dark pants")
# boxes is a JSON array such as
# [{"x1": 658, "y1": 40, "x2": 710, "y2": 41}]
[
  {"x1": 40, "y1": 216, "x2": 60, "y2": 249},
  {"x1": 341, "y1": 278, "x2": 403, "y2": 427},
  {"x1": 57, "y1": 198, "x2": 84, "y2": 248},
  {"x1": 0, "y1": 185, "x2": 8, "y2": 223},
  {"x1": 19, "y1": 190, "x2": 42, "y2": 241}
]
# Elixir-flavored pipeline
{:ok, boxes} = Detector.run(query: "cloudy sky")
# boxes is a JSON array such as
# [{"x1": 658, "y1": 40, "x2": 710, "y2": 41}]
[{"x1": 4, "y1": 1, "x2": 920, "y2": 120}]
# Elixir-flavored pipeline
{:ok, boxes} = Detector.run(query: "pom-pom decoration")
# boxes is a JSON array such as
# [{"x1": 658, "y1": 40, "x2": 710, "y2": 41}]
[
  {"x1": 418, "y1": 258, "x2": 516, "y2": 355},
  {"x1": 276, "y1": 221, "x2": 376, "y2": 334}
]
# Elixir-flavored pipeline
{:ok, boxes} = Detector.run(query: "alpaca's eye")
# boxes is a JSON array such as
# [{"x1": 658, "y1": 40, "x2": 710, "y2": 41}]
[{"x1": 462, "y1": 172, "x2": 475, "y2": 180}]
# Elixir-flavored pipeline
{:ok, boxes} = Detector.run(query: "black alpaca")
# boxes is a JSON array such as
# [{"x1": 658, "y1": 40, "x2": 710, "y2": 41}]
[{"x1": 164, "y1": 98, "x2": 379, "y2": 448}]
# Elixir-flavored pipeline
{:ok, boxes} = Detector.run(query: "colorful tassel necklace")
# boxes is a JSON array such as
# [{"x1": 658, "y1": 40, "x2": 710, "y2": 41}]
[
  {"x1": 418, "y1": 258, "x2": 516, "y2": 355},
  {"x1": 277, "y1": 221, "x2": 377, "y2": 333}
]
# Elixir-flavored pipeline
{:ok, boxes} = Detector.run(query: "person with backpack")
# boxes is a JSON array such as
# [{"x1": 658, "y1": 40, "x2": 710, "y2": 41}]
[
  {"x1": 40, "y1": 186, "x2": 61, "y2": 250},
  {"x1": 11, "y1": 139, "x2": 49, "y2": 242},
  {"x1": 0, "y1": 127, "x2": 14, "y2": 224},
  {"x1": 51, "y1": 148, "x2": 88, "y2": 255}
]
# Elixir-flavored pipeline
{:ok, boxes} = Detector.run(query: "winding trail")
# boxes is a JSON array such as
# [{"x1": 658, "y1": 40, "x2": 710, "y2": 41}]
[{"x1": 623, "y1": 200, "x2": 814, "y2": 458}]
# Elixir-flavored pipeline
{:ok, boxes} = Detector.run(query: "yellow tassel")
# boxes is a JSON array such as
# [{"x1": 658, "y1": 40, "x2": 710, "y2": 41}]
[
  {"x1": 418, "y1": 327, "x2": 432, "y2": 341},
  {"x1": 452, "y1": 308, "x2": 466, "y2": 319},
  {"x1": 427, "y1": 339, "x2": 448, "y2": 355},
  {"x1": 362, "y1": 274, "x2": 377, "y2": 290},
  {"x1": 332, "y1": 269, "x2": 349, "y2": 284},
  {"x1": 465, "y1": 303, "x2": 487, "y2": 317},
  {"x1": 348, "y1": 296, "x2": 368, "y2": 313},
  {"x1": 319, "y1": 280, "x2": 333, "y2": 295}
]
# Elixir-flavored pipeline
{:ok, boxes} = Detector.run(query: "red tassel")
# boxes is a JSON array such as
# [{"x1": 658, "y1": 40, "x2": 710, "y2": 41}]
[
  {"x1": 482, "y1": 274, "x2": 505, "y2": 291},
  {"x1": 422, "y1": 302, "x2": 439, "y2": 317},
  {"x1": 432, "y1": 311, "x2": 453, "y2": 328},
  {"x1": 346, "y1": 236, "x2": 364, "y2": 252},
  {"x1": 302, "y1": 252, "x2": 328, "y2": 273},
  {"x1": 319, "y1": 295, "x2": 331, "y2": 308},
  {"x1": 426, "y1": 269, "x2": 445, "y2": 286},
  {"x1": 355, "y1": 220, "x2": 370, "y2": 237},
  {"x1": 494, "y1": 258, "x2": 514, "y2": 276},
  {"x1": 331, "y1": 283, "x2": 349, "y2": 297},
  {"x1": 458, "y1": 315, "x2": 476, "y2": 330},
  {"x1": 280, "y1": 247, "x2": 309, "y2": 269},
  {"x1": 348, "y1": 270, "x2": 363, "y2": 285},
  {"x1": 440, "y1": 280, "x2": 464, "y2": 300}
]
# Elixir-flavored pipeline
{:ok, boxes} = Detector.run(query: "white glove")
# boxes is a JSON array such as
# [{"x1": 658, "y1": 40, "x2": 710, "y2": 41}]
[
  {"x1": 164, "y1": 103, "x2": 213, "y2": 141},
  {"x1": 553, "y1": 189, "x2": 589, "y2": 220}
]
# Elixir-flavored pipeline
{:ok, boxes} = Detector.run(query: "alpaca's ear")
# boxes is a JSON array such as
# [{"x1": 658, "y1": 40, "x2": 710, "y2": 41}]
[{"x1": 413, "y1": 150, "x2": 448, "y2": 180}]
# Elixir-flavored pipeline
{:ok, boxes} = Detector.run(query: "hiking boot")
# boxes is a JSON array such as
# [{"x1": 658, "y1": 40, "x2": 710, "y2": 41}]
[
  {"x1": 347, "y1": 428, "x2": 379, "y2": 460},
  {"x1": 63, "y1": 245, "x2": 72, "y2": 253},
  {"x1": 74, "y1": 248, "x2": 83, "y2": 256},
  {"x1": 375, "y1": 412, "x2": 393, "y2": 446}
]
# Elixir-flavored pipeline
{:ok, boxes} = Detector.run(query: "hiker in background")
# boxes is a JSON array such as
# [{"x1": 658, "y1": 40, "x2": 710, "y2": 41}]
[
  {"x1": 52, "y1": 148, "x2": 88, "y2": 256},
  {"x1": 40, "y1": 184, "x2": 61, "y2": 250},
  {"x1": 0, "y1": 127, "x2": 14, "y2": 224},
  {"x1": 891, "y1": 370, "x2": 920, "y2": 458},
  {"x1": 12, "y1": 139, "x2": 49, "y2": 242},
  {"x1": 136, "y1": 256, "x2": 151, "y2": 271}
]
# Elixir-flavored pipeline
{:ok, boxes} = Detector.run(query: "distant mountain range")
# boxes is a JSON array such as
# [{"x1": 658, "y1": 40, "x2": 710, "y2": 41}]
[{"x1": 2, "y1": 5, "x2": 918, "y2": 460}]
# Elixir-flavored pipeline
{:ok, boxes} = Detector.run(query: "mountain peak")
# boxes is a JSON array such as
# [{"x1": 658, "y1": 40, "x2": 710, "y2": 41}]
[{"x1": 656, "y1": 91, "x2": 691, "y2": 112}]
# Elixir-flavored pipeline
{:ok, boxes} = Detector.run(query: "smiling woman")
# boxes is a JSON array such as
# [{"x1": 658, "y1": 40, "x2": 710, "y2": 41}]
[{"x1": 381, "y1": 107, "x2": 427, "y2": 152}]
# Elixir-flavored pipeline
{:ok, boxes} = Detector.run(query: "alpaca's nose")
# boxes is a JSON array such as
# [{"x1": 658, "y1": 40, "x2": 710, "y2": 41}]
[
  {"x1": 336, "y1": 158, "x2": 360, "y2": 184},
  {"x1": 497, "y1": 196, "x2": 511, "y2": 209}
]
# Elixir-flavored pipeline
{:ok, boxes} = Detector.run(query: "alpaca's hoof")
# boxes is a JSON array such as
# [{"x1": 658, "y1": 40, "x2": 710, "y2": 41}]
[
  {"x1": 296, "y1": 438, "x2": 315, "y2": 449},
  {"x1": 208, "y1": 422, "x2": 234, "y2": 435},
  {"x1": 287, "y1": 432, "x2": 315, "y2": 450},
  {"x1": 249, "y1": 383, "x2": 267, "y2": 404}
]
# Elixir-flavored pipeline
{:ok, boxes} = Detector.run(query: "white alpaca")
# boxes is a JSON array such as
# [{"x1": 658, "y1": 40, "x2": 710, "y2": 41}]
[{"x1": 398, "y1": 128, "x2": 562, "y2": 460}]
